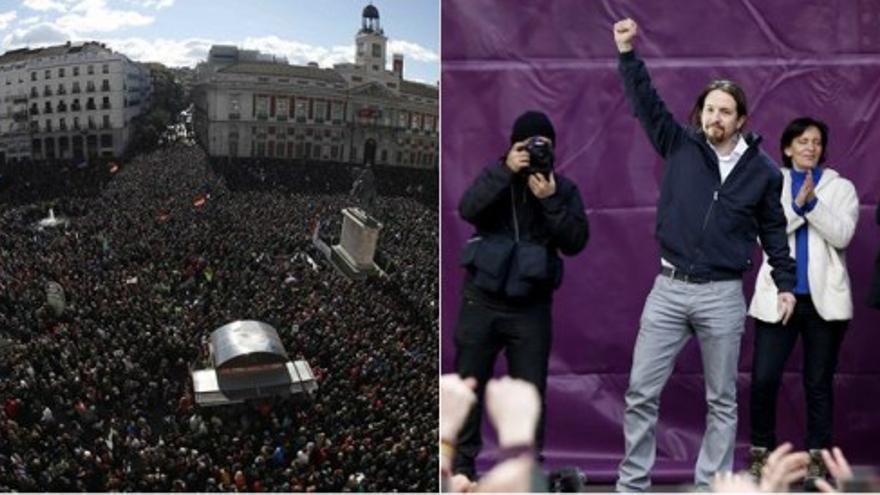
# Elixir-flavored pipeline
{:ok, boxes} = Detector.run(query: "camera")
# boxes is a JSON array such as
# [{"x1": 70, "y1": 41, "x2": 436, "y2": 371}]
[{"x1": 522, "y1": 137, "x2": 554, "y2": 177}]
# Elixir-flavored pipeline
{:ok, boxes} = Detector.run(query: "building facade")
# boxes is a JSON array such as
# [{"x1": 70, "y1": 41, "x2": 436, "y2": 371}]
[
  {"x1": 0, "y1": 41, "x2": 151, "y2": 164},
  {"x1": 193, "y1": 4, "x2": 438, "y2": 168}
]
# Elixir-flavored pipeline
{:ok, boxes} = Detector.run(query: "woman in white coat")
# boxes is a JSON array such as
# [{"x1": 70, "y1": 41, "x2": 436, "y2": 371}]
[{"x1": 747, "y1": 117, "x2": 859, "y2": 480}]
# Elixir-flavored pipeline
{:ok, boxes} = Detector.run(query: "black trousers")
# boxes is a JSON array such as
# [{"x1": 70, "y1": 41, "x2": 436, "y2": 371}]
[
  {"x1": 750, "y1": 295, "x2": 847, "y2": 450},
  {"x1": 452, "y1": 294, "x2": 552, "y2": 479}
]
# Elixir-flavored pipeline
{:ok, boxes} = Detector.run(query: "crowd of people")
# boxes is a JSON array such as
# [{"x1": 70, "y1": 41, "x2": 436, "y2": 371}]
[{"x1": 0, "y1": 143, "x2": 438, "y2": 491}]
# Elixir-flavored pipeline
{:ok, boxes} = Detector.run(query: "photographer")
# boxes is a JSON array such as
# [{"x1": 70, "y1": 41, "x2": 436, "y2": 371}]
[{"x1": 452, "y1": 111, "x2": 589, "y2": 480}]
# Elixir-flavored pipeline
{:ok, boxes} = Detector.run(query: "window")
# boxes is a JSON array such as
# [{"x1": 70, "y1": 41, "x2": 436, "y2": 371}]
[
  {"x1": 30, "y1": 72, "x2": 36, "y2": 81},
  {"x1": 255, "y1": 95, "x2": 268, "y2": 118},
  {"x1": 44, "y1": 69, "x2": 51, "y2": 79},
  {"x1": 87, "y1": 65, "x2": 94, "y2": 75},
  {"x1": 73, "y1": 66, "x2": 79, "y2": 76},
  {"x1": 58, "y1": 67, "x2": 65, "y2": 78},
  {"x1": 294, "y1": 99, "x2": 306, "y2": 119},
  {"x1": 372, "y1": 43, "x2": 382, "y2": 57},
  {"x1": 331, "y1": 102, "x2": 343, "y2": 121},
  {"x1": 102, "y1": 115, "x2": 111, "y2": 129},
  {"x1": 101, "y1": 64, "x2": 109, "y2": 74},
  {"x1": 276, "y1": 97, "x2": 288, "y2": 119}
]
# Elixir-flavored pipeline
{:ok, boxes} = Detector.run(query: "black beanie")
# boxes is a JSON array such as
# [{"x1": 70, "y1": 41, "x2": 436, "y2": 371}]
[{"x1": 510, "y1": 111, "x2": 556, "y2": 144}]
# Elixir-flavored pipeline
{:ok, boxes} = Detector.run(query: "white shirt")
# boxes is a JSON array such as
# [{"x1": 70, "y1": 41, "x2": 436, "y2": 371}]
[{"x1": 711, "y1": 133, "x2": 748, "y2": 184}]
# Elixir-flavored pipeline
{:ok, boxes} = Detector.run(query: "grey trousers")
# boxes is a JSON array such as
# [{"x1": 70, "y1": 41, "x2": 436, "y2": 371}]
[{"x1": 617, "y1": 274, "x2": 746, "y2": 492}]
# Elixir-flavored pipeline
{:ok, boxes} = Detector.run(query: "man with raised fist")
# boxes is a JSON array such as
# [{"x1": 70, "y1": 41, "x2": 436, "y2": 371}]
[{"x1": 612, "y1": 18, "x2": 797, "y2": 491}]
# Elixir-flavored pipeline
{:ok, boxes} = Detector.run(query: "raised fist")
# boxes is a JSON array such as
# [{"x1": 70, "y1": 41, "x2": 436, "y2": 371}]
[{"x1": 613, "y1": 18, "x2": 638, "y2": 53}]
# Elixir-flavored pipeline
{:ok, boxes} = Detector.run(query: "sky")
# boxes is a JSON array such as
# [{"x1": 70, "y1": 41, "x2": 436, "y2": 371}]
[{"x1": 0, "y1": 0, "x2": 439, "y2": 84}]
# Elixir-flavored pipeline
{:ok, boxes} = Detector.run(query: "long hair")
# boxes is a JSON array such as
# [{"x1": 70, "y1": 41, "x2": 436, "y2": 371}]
[{"x1": 689, "y1": 80, "x2": 748, "y2": 128}]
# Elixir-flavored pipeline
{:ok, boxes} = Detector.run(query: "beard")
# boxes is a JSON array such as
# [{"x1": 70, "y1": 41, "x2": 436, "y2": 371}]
[{"x1": 704, "y1": 124, "x2": 728, "y2": 144}]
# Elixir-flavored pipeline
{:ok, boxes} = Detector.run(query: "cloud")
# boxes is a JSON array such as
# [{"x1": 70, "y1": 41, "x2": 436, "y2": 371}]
[
  {"x1": 387, "y1": 40, "x2": 438, "y2": 63},
  {"x1": 20, "y1": 16, "x2": 43, "y2": 25},
  {"x1": 102, "y1": 36, "x2": 218, "y2": 67},
  {"x1": 55, "y1": 0, "x2": 154, "y2": 33},
  {"x1": 240, "y1": 36, "x2": 355, "y2": 68},
  {"x1": 2, "y1": 22, "x2": 68, "y2": 48},
  {"x1": 0, "y1": 10, "x2": 17, "y2": 30},
  {"x1": 22, "y1": 0, "x2": 68, "y2": 13},
  {"x1": 123, "y1": 0, "x2": 174, "y2": 9}
]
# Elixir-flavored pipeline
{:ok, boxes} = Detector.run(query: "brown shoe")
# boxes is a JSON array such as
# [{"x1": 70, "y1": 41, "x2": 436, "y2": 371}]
[{"x1": 749, "y1": 446, "x2": 769, "y2": 481}]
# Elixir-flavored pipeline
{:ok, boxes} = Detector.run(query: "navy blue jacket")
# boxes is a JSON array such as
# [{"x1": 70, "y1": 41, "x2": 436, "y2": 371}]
[
  {"x1": 870, "y1": 203, "x2": 880, "y2": 309},
  {"x1": 619, "y1": 51, "x2": 796, "y2": 291}
]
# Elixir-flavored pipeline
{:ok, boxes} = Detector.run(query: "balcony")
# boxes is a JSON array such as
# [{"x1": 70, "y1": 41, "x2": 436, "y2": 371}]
[
  {"x1": 256, "y1": 113, "x2": 268, "y2": 121},
  {"x1": 59, "y1": 122, "x2": 67, "y2": 131},
  {"x1": 228, "y1": 113, "x2": 240, "y2": 120},
  {"x1": 29, "y1": 106, "x2": 39, "y2": 115},
  {"x1": 43, "y1": 106, "x2": 52, "y2": 114},
  {"x1": 101, "y1": 102, "x2": 111, "y2": 110},
  {"x1": 43, "y1": 88, "x2": 53, "y2": 97},
  {"x1": 276, "y1": 115, "x2": 288, "y2": 122},
  {"x1": 86, "y1": 84, "x2": 96, "y2": 93},
  {"x1": 102, "y1": 121, "x2": 111, "y2": 129},
  {"x1": 87, "y1": 121, "x2": 96, "y2": 130},
  {"x1": 101, "y1": 83, "x2": 110, "y2": 91},
  {"x1": 30, "y1": 89, "x2": 38, "y2": 98},
  {"x1": 86, "y1": 102, "x2": 96, "y2": 110},
  {"x1": 72, "y1": 86, "x2": 81, "y2": 94},
  {"x1": 71, "y1": 104, "x2": 82, "y2": 111},
  {"x1": 57, "y1": 104, "x2": 67, "y2": 113}
]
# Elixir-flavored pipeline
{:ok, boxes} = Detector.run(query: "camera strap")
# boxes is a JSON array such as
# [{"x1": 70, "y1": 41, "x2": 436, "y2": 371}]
[{"x1": 510, "y1": 186, "x2": 520, "y2": 243}]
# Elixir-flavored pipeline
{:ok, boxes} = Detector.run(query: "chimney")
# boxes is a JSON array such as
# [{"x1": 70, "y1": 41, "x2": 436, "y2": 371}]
[{"x1": 392, "y1": 53, "x2": 403, "y2": 78}]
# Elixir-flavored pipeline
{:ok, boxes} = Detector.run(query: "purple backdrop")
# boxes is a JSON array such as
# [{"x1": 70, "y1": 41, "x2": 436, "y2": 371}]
[{"x1": 440, "y1": 0, "x2": 880, "y2": 483}]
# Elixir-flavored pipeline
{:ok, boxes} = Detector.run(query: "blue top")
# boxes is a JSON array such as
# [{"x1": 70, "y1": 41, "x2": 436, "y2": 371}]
[{"x1": 790, "y1": 167, "x2": 823, "y2": 294}]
